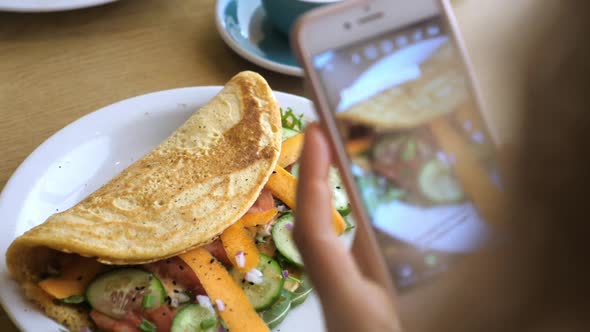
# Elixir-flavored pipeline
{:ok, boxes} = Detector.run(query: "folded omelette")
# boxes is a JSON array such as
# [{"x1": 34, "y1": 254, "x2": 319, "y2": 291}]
[{"x1": 6, "y1": 71, "x2": 283, "y2": 331}]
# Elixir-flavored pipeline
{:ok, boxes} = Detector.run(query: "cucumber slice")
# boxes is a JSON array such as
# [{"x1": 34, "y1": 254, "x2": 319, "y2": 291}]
[
  {"x1": 290, "y1": 164, "x2": 350, "y2": 212},
  {"x1": 290, "y1": 275, "x2": 313, "y2": 307},
  {"x1": 282, "y1": 128, "x2": 300, "y2": 142},
  {"x1": 328, "y1": 166, "x2": 350, "y2": 211},
  {"x1": 418, "y1": 159, "x2": 464, "y2": 204},
  {"x1": 171, "y1": 304, "x2": 219, "y2": 332},
  {"x1": 272, "y1": 214, "x2": 303, "y2": 267},
  {"x1": 86, "y1": 268, "x2": 165, "y2": 319},
  {"x1": 230, "y1": 254, "x2": 284, "y2": 311},
  {"x1": 262, "y1": 291, "x2": 292, "y2": 329}
]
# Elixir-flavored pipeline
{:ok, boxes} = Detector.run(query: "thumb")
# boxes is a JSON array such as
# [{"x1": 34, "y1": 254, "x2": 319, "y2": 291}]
[{"x1": 294, "y1": 124, "x2": 363, "y2": 302}]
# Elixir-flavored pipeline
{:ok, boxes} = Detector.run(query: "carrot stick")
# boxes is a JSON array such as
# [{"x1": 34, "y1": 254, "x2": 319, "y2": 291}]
[
  {"x1": 179, "y1": 249, "x2": 269, "y2": 332},
  {"x1": 429, "y1": 116, "x2": 503, "y2": 225},
  {"x1": 346, "y1": 137, "x2": 372, "y2": 155},
  {"x1": 38, "y1": 257, "x2": 104, "y2": 299},
  {"x1": 278, "y1": 133, "x2": 304, "y2": 168},
  {"x1": 220, "y1": 220, "x2": 261, "y2": 272},
  {"x1": 241, "y1": 208, "x2": 278, "y2": 227},
  {"x1": 265, "y1": 166, "x2": 346, "y2": 234}
]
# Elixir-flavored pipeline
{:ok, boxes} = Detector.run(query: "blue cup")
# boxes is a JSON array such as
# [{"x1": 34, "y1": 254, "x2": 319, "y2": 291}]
[{"x1": 261, "y1": 0, "x2": 340, "y2": 36}]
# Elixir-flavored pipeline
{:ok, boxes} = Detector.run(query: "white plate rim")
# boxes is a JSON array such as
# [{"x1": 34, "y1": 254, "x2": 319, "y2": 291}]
[
  {"x1": 0, "y1": 86, "x2": 332, "y2": 332},
  {"x1": 214, "y1": 0, "x2": 304, "y2": 77},
  {"x1": 0, "y1": 0, "x2": 118, "y2": 12}
]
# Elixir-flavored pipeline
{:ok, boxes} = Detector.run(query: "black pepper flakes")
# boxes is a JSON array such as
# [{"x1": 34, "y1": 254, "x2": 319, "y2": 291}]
[
  {"x1": 172, "y1": 280, "x2": 177, "y2": 286},
  {"x1": 209, "y1": 258, "x2": 215, "y2": 264},
  {"x1": 249, "y1": 282, "x2": 254, "y2": 285},
  {"x1": 173, "y1": 289, "x2": 180, "y2": 293},
  {"x1": 336, "y1": 186, "x2": 341, "y2": 189},
  {"x1": 76, "y1": 276, "x2": 83, "y2": 281},
  {"x1": 179, "y1": 265, "x2": 184, "y2": 270}
]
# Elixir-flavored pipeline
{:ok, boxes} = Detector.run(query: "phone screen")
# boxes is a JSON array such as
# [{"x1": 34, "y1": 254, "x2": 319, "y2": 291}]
[{"x1": 311, "y1": 16, "x2": 502, "y2": 290}]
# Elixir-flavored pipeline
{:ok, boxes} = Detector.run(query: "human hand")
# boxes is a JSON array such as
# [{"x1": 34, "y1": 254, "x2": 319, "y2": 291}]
[{"x1": 294, "y1": 123, "x2": 402, "y2": 332}]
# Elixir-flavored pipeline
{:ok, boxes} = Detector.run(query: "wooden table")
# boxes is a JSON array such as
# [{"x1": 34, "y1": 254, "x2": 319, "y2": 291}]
[{"x1": 0, "y1": 0, "x2": 552, "y2": 330}]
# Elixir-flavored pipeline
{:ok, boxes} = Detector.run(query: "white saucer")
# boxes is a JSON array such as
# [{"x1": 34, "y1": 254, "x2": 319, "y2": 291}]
[{"x1": 215, "y1": 0, "x2": 304, "y2": 77}]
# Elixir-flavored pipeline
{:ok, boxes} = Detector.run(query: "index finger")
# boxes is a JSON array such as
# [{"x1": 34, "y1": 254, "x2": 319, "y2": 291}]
[{"x1": 294, "y1": 124, "x2": 362, "y2": 296}]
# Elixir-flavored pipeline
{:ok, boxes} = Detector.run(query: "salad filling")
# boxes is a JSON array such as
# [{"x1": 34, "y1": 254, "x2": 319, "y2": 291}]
[{"x1": 36, "y1": 109, "x2": 353, "y2": 332}]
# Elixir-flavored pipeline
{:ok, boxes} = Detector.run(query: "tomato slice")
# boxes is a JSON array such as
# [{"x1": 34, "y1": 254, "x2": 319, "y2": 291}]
[
  {"x1": 145, "y1": 306, "x2": 175, "y2": 332},
  {"x1": 144, "y1": 257, "x2": 204, "y2": 294},
  {"x1": 90, "y1": 310, "x2": 141, "y2": 332},
  {"x1": 203, "y1": 239, "x2": 231, "y2": 266},
  {"x1": 248, "y1": 189, "x2": 275, "y2": 213}
]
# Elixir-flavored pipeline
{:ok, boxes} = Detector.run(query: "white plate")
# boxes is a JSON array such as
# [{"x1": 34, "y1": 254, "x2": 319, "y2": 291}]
[
  {"x1": 0, "y1": 87, "x2": 328, "y2": 332},
  {"x1": 0, "y1": 0, "x2": 117, "y2": 12},
  {"x1": 0, "y1": 85, "x2": 484, "y2": 331}
]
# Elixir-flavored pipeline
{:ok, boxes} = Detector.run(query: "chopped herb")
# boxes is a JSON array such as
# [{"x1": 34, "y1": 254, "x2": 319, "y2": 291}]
[
  {"x1": 344, "y1": 216, "x2": 355, "y2": 232},
  {"x1": 62, "y1": 295, "x2": 85, "y2": 304},
  {"x1": 200, "y1": 318, "x2": 217, "y2": 329},
  {"x1": 280, "y1": 108, "x2": 304, "y2": 131},
  {"x1": 139, "y1": 319, "x2": 156, "y2": 332},
  {"x1": 338, "y1": 205, "x2": 351, "y2": 217},
  {"x1": 142, "y1": 294, "x2": 156, "y2": 309}
]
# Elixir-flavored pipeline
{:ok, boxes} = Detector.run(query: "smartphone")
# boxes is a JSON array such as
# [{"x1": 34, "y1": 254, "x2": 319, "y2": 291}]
[{"x1": 293, "y1": 0, "x2": 503, "y2": 292}]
